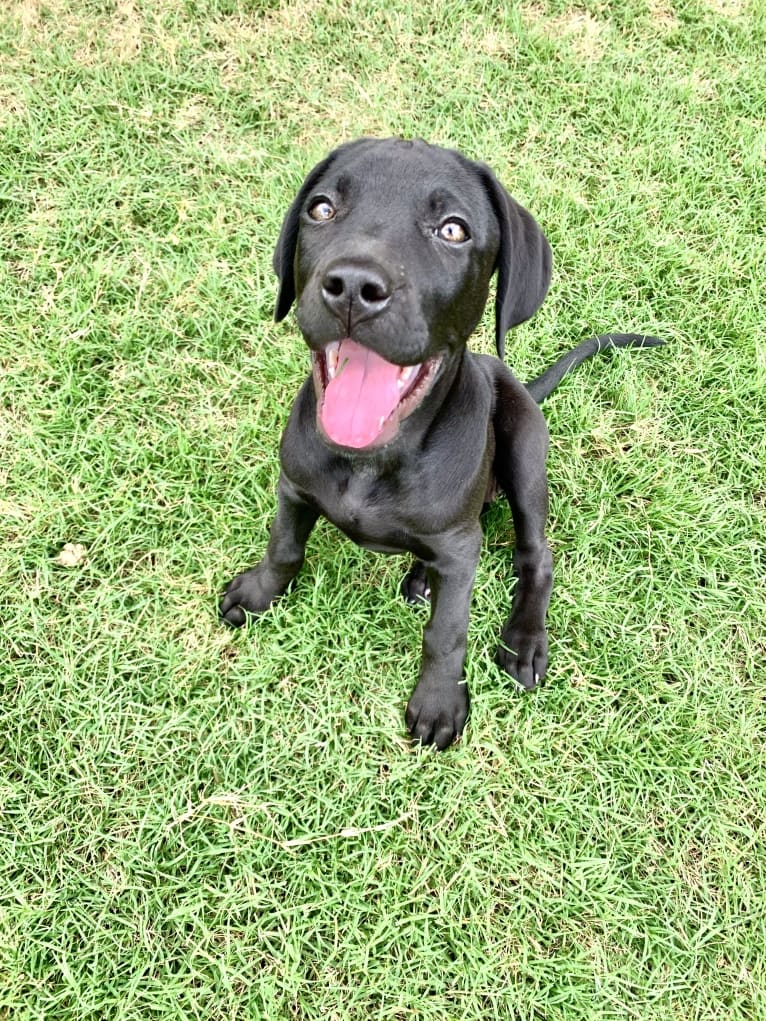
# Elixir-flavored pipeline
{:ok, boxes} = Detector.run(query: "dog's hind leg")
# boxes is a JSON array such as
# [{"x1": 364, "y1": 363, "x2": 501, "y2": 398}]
[{"x1": 401, "y1": 560, "x2": 431, "y2": 604}]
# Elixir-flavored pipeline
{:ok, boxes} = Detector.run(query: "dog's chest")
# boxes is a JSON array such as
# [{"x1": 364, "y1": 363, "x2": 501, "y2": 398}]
[{"x1": 316, "y1": 467, "x2": 419, "y2": 555}]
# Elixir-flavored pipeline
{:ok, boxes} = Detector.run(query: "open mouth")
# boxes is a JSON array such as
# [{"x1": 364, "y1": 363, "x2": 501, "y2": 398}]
[{"x1": 311, "y1": 337, "x2": 442, "y2": 449}]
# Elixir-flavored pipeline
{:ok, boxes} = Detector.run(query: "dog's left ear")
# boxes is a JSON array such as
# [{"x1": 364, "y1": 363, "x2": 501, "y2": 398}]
[
  {"x1": 478, "y1": 165, "x2": 552, "y2": 360},
  {"x1": 273, "y1": 140, "x2": 371, "y2": 322}
]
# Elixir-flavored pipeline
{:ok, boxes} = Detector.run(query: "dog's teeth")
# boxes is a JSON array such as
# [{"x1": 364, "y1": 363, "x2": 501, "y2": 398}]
[
  {"x1": 398, "y1": 364, "x2": 420, "y2": 385},
  {"x1": 378, "y1": 416, "x2": 385, "y2": 428},
  {"x1": 326, "y1": 344, "x2": 339, "y2": 378}
]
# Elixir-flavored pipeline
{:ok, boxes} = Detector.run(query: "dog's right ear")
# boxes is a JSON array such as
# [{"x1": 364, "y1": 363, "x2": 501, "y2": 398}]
[{"x1": 273, "y1": 140, "x2": 369, "y2": 322}]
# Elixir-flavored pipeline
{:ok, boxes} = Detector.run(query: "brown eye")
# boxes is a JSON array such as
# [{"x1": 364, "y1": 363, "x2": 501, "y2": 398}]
[
  {"x1": 308, "y1": 198, "x2": 336, "y2": 221},
  {"x1": 437, "y1": 219, "x2": 469, "y2": 243}
]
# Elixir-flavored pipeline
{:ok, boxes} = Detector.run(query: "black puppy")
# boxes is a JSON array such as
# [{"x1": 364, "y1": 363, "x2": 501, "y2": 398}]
[{"x1": 220, "y1": 138, "x2": 661, "y2": 749}]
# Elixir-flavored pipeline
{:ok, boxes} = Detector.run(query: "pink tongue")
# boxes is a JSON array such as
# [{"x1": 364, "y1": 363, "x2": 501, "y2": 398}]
[{"x1": 321, "y1": 338, "x2": 403, "y2": 448}]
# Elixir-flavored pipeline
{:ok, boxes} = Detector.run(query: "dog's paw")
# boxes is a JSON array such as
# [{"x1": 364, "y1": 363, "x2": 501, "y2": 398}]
[
  {"x1": 219, "y1": 566, "x2": 281, "y2": 627},
  {"x1": 496, "y1": 623, "x2": 548, "y2": 691},
  {"x1": 405, "y1": 679, "x2": 469, "y2": 750},
  {"x1": 400, "y1": 561, "x2": 431, "y2": 605}
]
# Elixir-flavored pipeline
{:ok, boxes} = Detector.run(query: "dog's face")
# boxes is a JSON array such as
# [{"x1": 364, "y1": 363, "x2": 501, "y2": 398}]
[{"x1": 273, "y1": 138, "x2": 551, "y2": 450}]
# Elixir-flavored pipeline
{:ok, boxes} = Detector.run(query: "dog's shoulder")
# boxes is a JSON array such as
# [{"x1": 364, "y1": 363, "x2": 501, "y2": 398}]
[
  {"x1": 470, "y1": 352, "x2": 547, "y2": 438},
  {"x1": 469, "y1": 352, "x2": 527, "y2": 401}
]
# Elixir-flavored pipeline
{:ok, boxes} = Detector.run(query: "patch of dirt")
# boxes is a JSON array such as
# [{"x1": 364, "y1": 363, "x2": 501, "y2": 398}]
[
  {"x1": 646, "y1": 0, "x2": 680, "y2": 31},
  {"x1": 108, "y1": 0, "x2": 143, "y2": 62},
  {"x1": 11, "y1": 0, "x2": 42, "y2": 32},
  {"x1": 522, "y1": 5, "x2": 609, "y2": 60},
  {"x1": 702, "y1": 0, "x2": 747, "y2": 15}
]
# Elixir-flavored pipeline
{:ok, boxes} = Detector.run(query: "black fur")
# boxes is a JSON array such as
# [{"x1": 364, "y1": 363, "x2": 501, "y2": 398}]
[{"x1": 221, "y1": 139, "x2": 663, "y2": 749}]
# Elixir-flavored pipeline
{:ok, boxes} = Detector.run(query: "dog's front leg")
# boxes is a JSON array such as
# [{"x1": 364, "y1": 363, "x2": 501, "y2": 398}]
[
  {"x1": 495, "y1": 413, "x2": 553, "y2": 690},
  {"x1": 405, "y1": 527, "x2": 482, "y2": 749},
  {"x1": 220, "y1": 474, "x2": 318, "y2": 627}
]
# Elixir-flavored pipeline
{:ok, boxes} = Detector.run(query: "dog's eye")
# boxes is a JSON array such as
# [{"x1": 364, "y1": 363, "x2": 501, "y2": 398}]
[
  {"x1": 437, "y1": 219, "x2": 470, "y2": 244},
  {"x1": 308, "y1": 198, "x2": 336, "y2": 222}
]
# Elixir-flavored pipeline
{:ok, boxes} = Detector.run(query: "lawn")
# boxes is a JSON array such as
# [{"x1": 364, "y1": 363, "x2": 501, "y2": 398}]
[{"x1": 1, "y1": 1, "x2": 764, "y2": 1018}]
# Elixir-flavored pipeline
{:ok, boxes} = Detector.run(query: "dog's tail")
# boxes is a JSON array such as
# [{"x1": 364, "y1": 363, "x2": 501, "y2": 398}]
[{"x1": 525, "y1": 334, "x2": 665, "y2": 404}]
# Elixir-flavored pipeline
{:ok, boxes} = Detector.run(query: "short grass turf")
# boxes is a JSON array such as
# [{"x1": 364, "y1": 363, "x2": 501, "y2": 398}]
[{"x1": 1, "y1": 1, "x2": 765, "y2": 1018}]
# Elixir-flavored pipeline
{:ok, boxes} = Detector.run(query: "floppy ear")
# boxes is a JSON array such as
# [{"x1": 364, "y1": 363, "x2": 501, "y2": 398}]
[
  {"x1": 273, "y1": 140, "x2": 370, "y2": 322},
  {"x1": 478, "y1": 165, "x2": 552, "y2": 360}
]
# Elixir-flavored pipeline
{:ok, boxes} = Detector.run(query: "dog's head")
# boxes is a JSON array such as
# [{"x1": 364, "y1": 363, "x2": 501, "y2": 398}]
[{"x1": 273, "y1": 138, "x2": 551, "y2": 449}]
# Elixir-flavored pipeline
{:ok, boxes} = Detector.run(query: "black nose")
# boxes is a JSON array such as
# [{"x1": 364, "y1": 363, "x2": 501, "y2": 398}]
[{"x1": 321, "y1": 262, "x2": 392, "y2": 322}]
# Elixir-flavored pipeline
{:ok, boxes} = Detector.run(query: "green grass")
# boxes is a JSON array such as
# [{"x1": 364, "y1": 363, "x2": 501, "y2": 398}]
[{"x1": 1, "y1": 0, "x2": 765, "y2": 1017}]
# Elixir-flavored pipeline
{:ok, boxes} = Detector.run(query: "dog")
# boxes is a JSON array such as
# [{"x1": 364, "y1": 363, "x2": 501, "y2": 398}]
[{"x1": 220, "y1": 138, "x2": 662, "y2": 749}]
